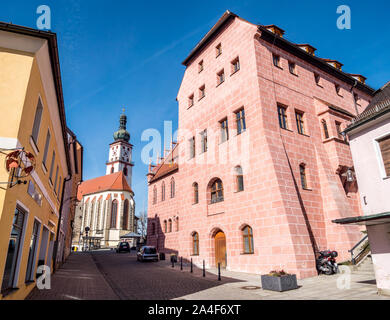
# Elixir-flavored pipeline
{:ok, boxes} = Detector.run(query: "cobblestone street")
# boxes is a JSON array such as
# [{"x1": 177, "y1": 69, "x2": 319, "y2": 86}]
[{"x1": 27, "y1": 250, "x2": 390, "y2": 300}]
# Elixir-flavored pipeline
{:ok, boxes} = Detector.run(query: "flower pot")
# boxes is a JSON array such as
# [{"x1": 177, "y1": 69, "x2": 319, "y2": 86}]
[{"x1": 261, "y1": 274, "x2": 298, "y2": 292}]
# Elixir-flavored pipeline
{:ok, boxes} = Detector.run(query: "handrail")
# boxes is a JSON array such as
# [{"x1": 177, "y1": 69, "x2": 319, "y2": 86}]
[
  {"x1": 349, "y1": 235, "x2": 369, "y2": 265},
  {"x1": 348, "y1": 235, "x2": 368, "y2": 253}
]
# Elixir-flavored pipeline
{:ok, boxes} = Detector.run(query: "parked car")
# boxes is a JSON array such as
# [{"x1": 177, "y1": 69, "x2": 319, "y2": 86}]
[
  {"x1": 116, "y1": 241, "x2": 130, "y2": 253},
  {"x1": 137, "y1": 246, "x2": 159, "y2": 262}
]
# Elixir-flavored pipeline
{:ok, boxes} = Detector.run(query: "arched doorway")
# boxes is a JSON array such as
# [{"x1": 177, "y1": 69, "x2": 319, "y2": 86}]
[{"x1": 214, "y1": 231, "x2": 226, "y2": 268}]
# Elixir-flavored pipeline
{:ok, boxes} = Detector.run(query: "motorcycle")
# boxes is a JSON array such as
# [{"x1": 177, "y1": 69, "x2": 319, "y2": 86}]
[{"x1": 316, "y1": 250, "x2": 339, "y2": 275}]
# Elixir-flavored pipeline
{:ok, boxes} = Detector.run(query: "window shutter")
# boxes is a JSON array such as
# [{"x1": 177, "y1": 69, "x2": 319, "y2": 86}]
[{"x1": 379, "y1": 137, "x2": 390, "y2": 176}]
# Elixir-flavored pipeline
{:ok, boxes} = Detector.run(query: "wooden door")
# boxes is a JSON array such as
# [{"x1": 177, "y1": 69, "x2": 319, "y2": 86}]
[{"x1": 214, "y1": 231, "x2": 226, "y2": 268}]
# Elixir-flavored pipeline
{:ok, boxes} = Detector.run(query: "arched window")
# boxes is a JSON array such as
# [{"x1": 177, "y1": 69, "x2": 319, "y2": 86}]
[
  {"x1": 193, "y1": 182, "x2": 199, "y2": 204},
  {"x1": 90, "y1": 200, "x2": 95, "y2": 229},
  {"x1": 153, "y1": 186, "x2": 157, "y2": 204},
  {"x1": 170, "y1": 178, "x2": 175, "y2": 198},
  {"x1": 123, "y1": 167, "x2": 128, "y2": 176},
  {"x1": 164, "y1": 220, "x2": 167, "y2": 233},
  {"x1": 168, "y1": 219, "x2": 172, "y2": 233},
  {"x1": 111, "y1": 167, "x2": 114, "y2": 174},
  {"x1": 300, "y1": 164, "x2": 308, "y2": 189},
  {"x1": 122, "y1": 199, "x2": 129, "y2": 230},
  {"x1": 96, "y1": 199, "x2": 102, "y2": 230},
  {"x1": 210, "y1": 179, "x2": 224, "y2": 204},
  {"x1": 242, "y1": 225, "x2": 254, "y2": 254},
  {"x1": 110, "y1": 200, "x2": 118, "y2": 229},
  {"x1": 161, "y1": 182, "x2": 166, "y2": 201},
  {"x1": 322, "y1": 119, "x2": 329, "y2": 139},
  {"x1": 235, "y1": 166, "x2": 244, "y2": 192},
  {"x1": 192, "y1": 232, "x2": 199, "y2": 255}
]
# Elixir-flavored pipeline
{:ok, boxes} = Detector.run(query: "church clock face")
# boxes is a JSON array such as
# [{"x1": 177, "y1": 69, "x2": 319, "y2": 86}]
[{"x1": 112, "y1": 149, "x2": 117, "y2": 157}]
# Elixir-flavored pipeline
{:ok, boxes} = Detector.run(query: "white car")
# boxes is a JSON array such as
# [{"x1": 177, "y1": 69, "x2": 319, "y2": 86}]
[{"x1": 137, "y1": 246, "x2": 159, "y2": 262}]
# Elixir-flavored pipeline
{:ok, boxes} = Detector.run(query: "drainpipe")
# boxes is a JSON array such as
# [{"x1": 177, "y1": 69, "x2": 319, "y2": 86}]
[{"x1": 350, "y1": 80, "x2": 359, "y2": 116}]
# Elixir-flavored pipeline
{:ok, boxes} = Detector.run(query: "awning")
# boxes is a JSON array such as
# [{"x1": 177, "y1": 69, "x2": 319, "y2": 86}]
[
  {"x1": 120, "y1": 232, "x2": 142, "y2": 239},
  {"x1": 332, "y1": 212, "x2": 390, "y2": 226}
]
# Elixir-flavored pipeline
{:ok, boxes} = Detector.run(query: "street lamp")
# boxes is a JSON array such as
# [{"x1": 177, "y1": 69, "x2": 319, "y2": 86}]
[
  {"x1": 346, "y1": 168, "x2": 355, "y2": 182},
  {"x1": 85, "y1": 227, "x2": 90, "y2": 251}
]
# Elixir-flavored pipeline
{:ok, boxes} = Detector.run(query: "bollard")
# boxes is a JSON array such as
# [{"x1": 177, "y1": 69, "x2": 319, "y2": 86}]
[
  {"x1": 172, "y1": 257, "x2": 174, "y2": 268},
  {"x1": 190, "y1": 258, "x2": 193, "y2": 273},
  {"x1": 203, "y1": 260, "x2": 205, "y2": 277},
  {"x1": 218, "y1": 263, "x2": 221, "y2": 281},
  {"x1": 180, "y1": 257, "x2": 183, "y2": 271}
]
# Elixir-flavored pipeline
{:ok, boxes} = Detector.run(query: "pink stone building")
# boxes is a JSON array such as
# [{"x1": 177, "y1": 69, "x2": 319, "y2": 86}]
[{"x1": 146, "y1": 11, "x2": 375, "y2": 279}]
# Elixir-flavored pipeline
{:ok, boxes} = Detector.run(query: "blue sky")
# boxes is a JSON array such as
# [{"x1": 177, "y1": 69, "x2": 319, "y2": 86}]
[{"x1": 1, "y1": 0, "x2": 389, "y2": 214}]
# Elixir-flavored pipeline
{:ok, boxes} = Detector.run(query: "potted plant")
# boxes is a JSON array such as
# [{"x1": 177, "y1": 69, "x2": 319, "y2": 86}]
[{"x1": 261, "y1": 270, "x2": 298, "y2": 292}]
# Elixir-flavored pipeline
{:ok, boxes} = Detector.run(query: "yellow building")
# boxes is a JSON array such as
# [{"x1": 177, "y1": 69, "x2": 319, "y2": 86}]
[{"x1": 0, "y1": 23, "x2": 72, "y2": 299}]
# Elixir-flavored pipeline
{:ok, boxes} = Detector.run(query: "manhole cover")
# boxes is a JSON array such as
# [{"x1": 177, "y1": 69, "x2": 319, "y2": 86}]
[{"x1": 241, "y1": 286, "x2": 261, "y2": 290}]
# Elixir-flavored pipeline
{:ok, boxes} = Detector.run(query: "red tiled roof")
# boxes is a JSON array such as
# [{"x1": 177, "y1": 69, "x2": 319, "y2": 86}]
[
  {"x1": 149, "y1": 144, "x2": 179, "y2": 183},
  {"x1": 77, "y1": 171, "x2": 133, "y2": 200}
]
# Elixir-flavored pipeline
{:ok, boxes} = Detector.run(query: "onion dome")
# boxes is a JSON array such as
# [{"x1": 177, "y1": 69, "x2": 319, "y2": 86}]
[{"x1": 113, "y1": 113, "x2": 130, "y2": 142}]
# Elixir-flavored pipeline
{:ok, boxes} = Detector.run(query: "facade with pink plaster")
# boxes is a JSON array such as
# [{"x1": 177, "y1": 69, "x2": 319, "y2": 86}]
[{"x1": 146, "y1": 11, "x2": 375, "y2": 279}]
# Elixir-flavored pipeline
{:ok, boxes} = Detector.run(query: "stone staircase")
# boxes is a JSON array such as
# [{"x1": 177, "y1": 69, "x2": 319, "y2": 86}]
[{"x1": 352, "y1": 255, "x2": 374, "y2": 275}]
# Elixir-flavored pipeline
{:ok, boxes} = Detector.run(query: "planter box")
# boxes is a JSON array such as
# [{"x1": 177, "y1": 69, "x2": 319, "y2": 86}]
[{"x1": 261, "y1": 274, "x2": 298, "y2": 292}]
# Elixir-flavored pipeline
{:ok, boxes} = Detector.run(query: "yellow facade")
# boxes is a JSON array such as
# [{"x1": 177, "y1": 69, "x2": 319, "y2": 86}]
[{"x1": 0, "y1": 28, "x2": 69, "y2": 300}]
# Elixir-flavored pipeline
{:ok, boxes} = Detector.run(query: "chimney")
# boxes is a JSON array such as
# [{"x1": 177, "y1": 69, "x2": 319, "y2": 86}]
[
  {"x1": 263, "y1": 24, "x2": 285, "y2": 37},
  {"x1": 349, "y1": 74, "x2": 367, "y2": 84},
  {"x1": 296, "y1": 44, "x2": 317, "y2": 56}
]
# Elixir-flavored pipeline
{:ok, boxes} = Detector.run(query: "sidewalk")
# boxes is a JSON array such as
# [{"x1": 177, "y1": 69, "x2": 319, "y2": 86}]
[
  {"x1": 161, "y1": 259, "x2": 390, "y2": 300},
  {"x1": 26, "y1": 252, "x2": 118, "y2": 300}
]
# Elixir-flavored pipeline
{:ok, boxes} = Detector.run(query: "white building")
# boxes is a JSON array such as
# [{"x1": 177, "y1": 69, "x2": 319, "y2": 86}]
[
  {"x1": 73, "y1": 113, "x2": 136, "y2": 248},
  {"x1": 334, "y1": 81, "x2": 390, "y2": 296}
]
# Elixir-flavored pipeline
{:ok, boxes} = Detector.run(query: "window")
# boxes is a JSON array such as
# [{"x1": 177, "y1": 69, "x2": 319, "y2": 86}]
[
  {"x1": 198, "y1": 60, "x2": 204, "y2": 73},
  {"x1": 242, "y1": 225, "x2": 254, "y2": 254},
  {"x1": 123, "y1": 199, "x2": 129, "y2": 230},
  {"x1": 111, "y1": 167, "x2": 114, "y2": 174},
  {"x1": 31, "y1": 98, "x2": 43, "y2": 144},
  {"x1": 49, "y1": 151, "x2": 56, "y2": 184},
  {"x1": 123, "y1": 167, "x2": 128, "y2": 176},
  {"x1": 153, "y1": 186, "x2": 157, "y2": 204},
  {"x1": 42, "y1": 130, "x2": 51, "y2": 168},
  {"x1": 164, "y1": 220, "x2": 167, "y2": 233},
  {"x1": 53, "y1": 166, "x2": 59, "y2": 193},
  {"x1": 189, "y1": 136, "x2": 195, "y2": 159},
  {"x1": 176, "y1": 217, "x2": 179, "y2": 232},
  {"x1": 354, "y1": 93, "x2": 360, "y2": 105},
  {"x1": 300, "y1": 164, "x2": 308, "y2": 189},
  {"x1": 168, "y1": 219, "x2": 172, "y2": 233},
  {"x1": 378, "y1": 136, "x2": 390, "y2": 177},
  {"x1": 322, "y1": 119, "x2": 329, "y2": 139},
  {"x1": 335, "y1": 84, "x2": 341, "y2": 95},
  {"x1": 57, "y1": 177, "x2": 62, "y2": 198},
  {"x1": 288, "y1": 61, "x2": 297, "y2": 75},
  {"x1": 25, "y1": 219, "x2": 40, "y2": 282},
  {"x1": 231, "y1": 57, "x2": 240, "y2": 74},
  {"x1": 1, "y1": 206, "x2": 26, "y2": 292},
  {"x1": 217, "y1": 69, "x2": 225, "y2": 85},
  {"x1": 210, "y1": 179, "x2": 224, "y2": 204},
  {"x1": 216, "y1": 43, "x2": 222, "y2": 57},
  {"x1": 277, "y1": 105, "x2": 288, "y2": 130},
  {"x1": 110, "y1": 200, "x2": 118, "y2": 229},
  {"x1": 235, "y1": 109, "x2": 246, "y2": 135},
  {"x1": 220, "y1": 118, "x2": 229, "y2": 143},
  {"x1": 295, "y1": 111, "x2": 305, "y2": 135},
  {"x1": 335, "y1": 121, "x2": 343, "y2": 139},
  {"x1": 314, "y1": 73, "x2": 321, "y2": 86},
  {"x1": 192, "y1": 232, "x2": 199, "y2": 255},
  {"x1": 161, "y1": 182, "x2": 166, "y2": 201},
  {"x1": 200, "y1": 130, "x2": 207, "y2": 153},
  {"x1": 170, "y1": 178, "x2": 175, "y2": 198},
  {"x1": 96, "y1": 200, "x2": 102, "y2": 230},
  {"x1": 273, "y1": 54, "x2": 280, "y2": 67},
  {"x1": 235, "y1": 166, "x2": 244, "y2": 192},
  {"x1": 193, "y1": 182, "x2": 199, "y2": 204},
  {"x1": 188, "y1": 94, "x2": 194, "y2": 108},
  {"x1": 199, "y1": 85, "x2": 205, "y2": 100}
]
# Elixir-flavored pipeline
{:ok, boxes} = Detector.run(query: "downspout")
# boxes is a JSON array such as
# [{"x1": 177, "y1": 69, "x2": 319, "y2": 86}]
[
  {"x1": 52, "y1": 138, "x2": 75, "y2": 273},
  {"x1": 350, "y1": 79, "x2": 359, "y2": 116}
]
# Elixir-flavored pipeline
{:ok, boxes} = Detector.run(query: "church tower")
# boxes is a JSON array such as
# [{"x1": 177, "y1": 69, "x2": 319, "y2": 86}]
[{"x1": 106, "y1": 112, "x2": 133, "y2": 188}]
